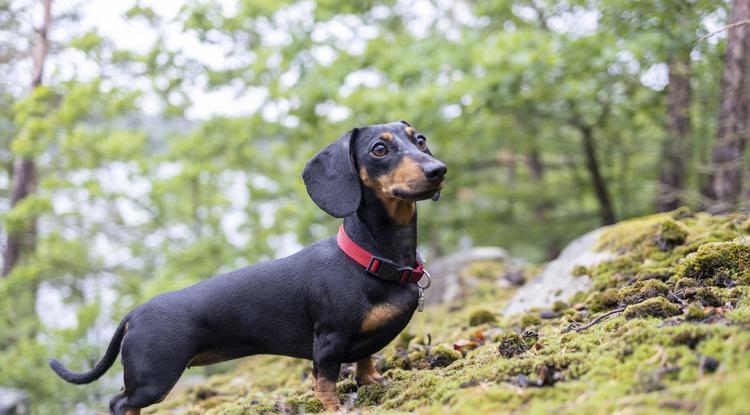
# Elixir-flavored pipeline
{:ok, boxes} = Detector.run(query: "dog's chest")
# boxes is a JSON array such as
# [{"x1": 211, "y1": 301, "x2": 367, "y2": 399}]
[
  {"x1": 360, "y1": 302, "x2": 410, "y2": 333},
  {"x1": 346, "y1": 288, "x2": 418, "y2": 359}
]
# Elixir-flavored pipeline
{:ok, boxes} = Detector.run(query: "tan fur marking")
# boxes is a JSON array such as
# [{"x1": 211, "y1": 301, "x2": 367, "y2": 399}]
[
  {"x1": 359, "y1": 158, "x2": 426, "y2": 225},
  {"x1": 314, "y1": 376, "x2": 340, "y2": 411},
  {"x1": 361, "y1": 303, "x2": 404, "y2": 332},
  {"x1": 126, "y1": 410, "x2": 141, "y2": 415},
  {"x1": 356, "y1": 357, "x2": 385, "y2": 385},
  {"x1": 381, "y1": 132, "x2": 393, "y2": 141},
  {"x1": 405, "y1": 127, "x2": 415, "y2": 137}
]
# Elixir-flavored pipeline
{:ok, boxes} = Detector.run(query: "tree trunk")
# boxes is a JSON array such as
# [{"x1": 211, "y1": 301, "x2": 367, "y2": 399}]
[
  {"x1": 579, "y1": 125, "x2": 616, "y2": 225},
  {"x1": 702, "y1": 0, "x2": 750, "y2": 211},
  {"x1": 656, "y1": 53, "x2": 691, "y2": 212},
  {"x1": 2, "y1": 0, "x2": 52, "y2": 277}
]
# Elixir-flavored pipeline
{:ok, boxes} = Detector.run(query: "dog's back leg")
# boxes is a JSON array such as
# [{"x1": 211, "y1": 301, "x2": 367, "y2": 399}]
[{"x1": 110, "y1": 328, "x2": 193, "y2": 414}]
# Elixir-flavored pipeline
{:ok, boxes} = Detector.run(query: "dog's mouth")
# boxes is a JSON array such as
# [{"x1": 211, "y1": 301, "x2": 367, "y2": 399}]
[{"x1": 390, "y1": 185, "x2": 442, "y2": 201}]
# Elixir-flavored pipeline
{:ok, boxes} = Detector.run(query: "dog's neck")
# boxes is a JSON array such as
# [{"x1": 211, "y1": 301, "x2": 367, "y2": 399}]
[{"x1": 343, "y1": 190, "x2": 417, "y2": 266}]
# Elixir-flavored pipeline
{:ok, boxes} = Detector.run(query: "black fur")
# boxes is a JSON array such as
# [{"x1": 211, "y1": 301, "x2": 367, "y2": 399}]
[{"x1": 49, "y1": 121, "x2": 447, "y2": 414}]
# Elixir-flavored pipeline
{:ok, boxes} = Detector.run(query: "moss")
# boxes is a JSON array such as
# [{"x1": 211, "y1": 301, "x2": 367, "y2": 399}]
[
  {"x1": 147, "y1": 212, "x2": 750, "y2": 415},
  {"x1": 671, "y1": 206, "x2": 694, "y2": 220},
  {"x1": 742, "y1": 218, "x2": 750, "y2": 234},
  {"x1": 191, "y1": 385, "x2": 219, "y2": 401},
  {"x1": 675, "y1": 241, "x2": 750, "y2": 283},
  {"x1": 552, "y1": 300, "x2": 569, "y2": 312},
  {"x1": 519, "y1": 312, "x2": 541, "y2": 328},
  {"x1": 572, "y1": 265, "x2": 589, "y2": 277},
  {"x1": 468, "y1": 309, "x2": 496, "y2": 326},
  {"x1": 430, "y1": 345, "x2": 461, "y2": 367},
  {"x1": 623, "y1": 297, "x2": 681, "y2": 319},
  {"x1": 694, "y1": 287, "x2": 722, "y2": 307},
  {"x1": 656, "y1": 219, "x2": 689, "y2": 250},
  {"x1": 461, "y1": 260, "x2": 505, "y2": 280},
  {"x1": 685, "y1": 303, "x2": 706, "y2": 321},
  {"x1": 674, "y1": 277, "x2": 699, "y2": 291},
  {"x1": 356, "y1": 383, "x2": 387, "y2": 406},
  {"x1": 379, "y1": 351, "x2": 411, "y2": 372},
  {"x1": 497, "y1": 332, "x2": 528, "y2": 358},
  {"x1": 394, "y1": 331, "x2": 414, "y2": 350},
  {"x1": 587, "y1": 288, "x2": 620, "y2": 312},
  {"x1": 619, "y1": 280, "x2": 669, "y2": 305},
  {"x1": 285, "y1": 395, "x2": 324, "y2": 413}
]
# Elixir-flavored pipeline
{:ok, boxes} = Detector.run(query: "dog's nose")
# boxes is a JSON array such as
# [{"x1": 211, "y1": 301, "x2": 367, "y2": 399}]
[{"x1": 423, "y1": 161, "x2": 447, "y2": 182}]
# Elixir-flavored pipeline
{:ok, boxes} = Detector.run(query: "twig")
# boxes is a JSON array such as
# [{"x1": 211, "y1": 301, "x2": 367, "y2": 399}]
[
  {"x1": 669, "y1": 291, "x2": 687, "y2": 307},
  {"x1": 699, "y1": 19, "x2": 750, "y2": 42},
  {"x1": 571, "y1": 306, "x2": 626, "y2": 333}
]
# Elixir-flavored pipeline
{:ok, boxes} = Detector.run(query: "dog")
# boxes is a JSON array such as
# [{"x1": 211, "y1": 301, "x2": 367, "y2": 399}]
[{"x1": 49, "y1": 120, "x2": 447, "y2": 414}]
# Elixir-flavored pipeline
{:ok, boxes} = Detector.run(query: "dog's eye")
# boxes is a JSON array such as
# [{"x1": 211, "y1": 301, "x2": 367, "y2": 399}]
[
  {"x1": 371, "y1": 143, "x2": 388, "y2": 157},
  {"x1": 416, "y1": 137, "x2": 428, "y2": 151}
]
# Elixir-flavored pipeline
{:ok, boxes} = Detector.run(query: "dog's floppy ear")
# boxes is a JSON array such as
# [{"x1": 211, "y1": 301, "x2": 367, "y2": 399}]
[{"x1": 302, "y1": 128, "x2": 361, "y2": 218}]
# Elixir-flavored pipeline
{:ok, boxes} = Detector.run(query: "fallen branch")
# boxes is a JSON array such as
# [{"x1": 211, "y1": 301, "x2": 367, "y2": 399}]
[
  {"x1": 568, "y1": 306, "x2": 627, "y2": 333},
  {"x1": 699, "y1": 19, "x2": 750, "y2": 42},
  {"x1": 669, "y1": 291, "x2": 687, "y2": 307}
]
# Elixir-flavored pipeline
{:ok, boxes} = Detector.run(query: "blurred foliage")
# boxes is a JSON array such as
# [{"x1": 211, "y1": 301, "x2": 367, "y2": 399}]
[{"x1": 0, "y1": 0, "x2": 740, "y2": 413}]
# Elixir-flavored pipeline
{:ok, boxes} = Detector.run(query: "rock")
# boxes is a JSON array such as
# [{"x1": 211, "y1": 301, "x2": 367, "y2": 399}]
[
  {"x1": 504, "y1": 228, "x2": 614, "y2": 315},
  {"x1": 0, "y1": 388, "x2": 27, "y2": 415},
  {"x1": 425, "y1": 247, "x2": 520, "y2": 305}
]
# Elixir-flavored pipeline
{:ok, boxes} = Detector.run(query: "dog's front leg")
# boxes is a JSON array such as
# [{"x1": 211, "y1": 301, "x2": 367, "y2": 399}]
[
  {"x1": 355, "y1": 356, "x2": 386, "y2": 386},
  {"x1": 312, "y1": 331, "x2": 347, "y2": 411}
]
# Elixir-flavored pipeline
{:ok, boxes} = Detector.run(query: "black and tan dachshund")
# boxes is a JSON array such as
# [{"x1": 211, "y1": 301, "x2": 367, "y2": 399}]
[{"x1": 49, "y1": 121, "x2": 447, "y2": 414}]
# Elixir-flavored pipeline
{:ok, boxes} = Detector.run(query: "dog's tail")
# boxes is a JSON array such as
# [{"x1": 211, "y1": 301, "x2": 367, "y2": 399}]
[{"x1": 48, "y1": 316, "x2": 130, "y2": 384}]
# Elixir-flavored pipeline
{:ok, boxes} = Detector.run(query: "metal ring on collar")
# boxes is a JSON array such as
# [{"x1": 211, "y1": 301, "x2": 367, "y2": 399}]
[{"x1": 417, "y1": 269, "x2": 431, "y2": 289}]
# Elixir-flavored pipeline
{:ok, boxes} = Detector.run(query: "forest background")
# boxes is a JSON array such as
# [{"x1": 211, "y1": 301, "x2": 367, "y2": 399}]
[{"x1": 1, "y1": 0, "x2": 749, "y2": 413}]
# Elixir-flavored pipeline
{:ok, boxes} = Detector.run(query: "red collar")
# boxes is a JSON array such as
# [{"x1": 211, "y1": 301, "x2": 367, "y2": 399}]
[{"x1": 336, "y1": 225, "x2": 425, "y2": 284}]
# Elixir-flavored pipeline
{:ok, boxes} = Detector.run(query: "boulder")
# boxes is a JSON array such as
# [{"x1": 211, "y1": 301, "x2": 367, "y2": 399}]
[
  {"x1": 503, "y1": 227, "x2": 613, "y2": 315},
  {"x1": 424, "y1": 247, "x2": 519, "y2": 304}
]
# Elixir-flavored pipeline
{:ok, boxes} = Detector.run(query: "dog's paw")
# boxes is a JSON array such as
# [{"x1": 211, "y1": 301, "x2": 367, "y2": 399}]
[{"x1": 356, "y1": 373, "x2": 388, "y2": 387}]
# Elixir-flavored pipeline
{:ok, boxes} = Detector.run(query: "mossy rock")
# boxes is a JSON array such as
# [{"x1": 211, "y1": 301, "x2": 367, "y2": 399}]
[
  {"x1": 497, "y1": 332, "x2": 528, "y2": 358},
  {"x1": 676, "y1": 241, "x2": 750, "y2": 284},
  {"x1": 429, "y1": 345, "x2": 461, "y2": 367},
  {"x1": 656, "y1": 219, "x2": 689, "y2": 250},
  {"x1": 623, "y1": 297, "x2": 681, "y2": 319},
  {"x1": 468, "y1": 309, "x2": 496, "y2": 326},
  {"x1": 619, "y1": 280, "x2": 669, "y2": 305},
  {"x1": 461, "y1": 260, "x2": 505, "y2": 279}
]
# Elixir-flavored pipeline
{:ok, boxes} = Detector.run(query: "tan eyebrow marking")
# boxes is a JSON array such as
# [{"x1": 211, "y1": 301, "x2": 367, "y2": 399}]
[
  {"x1": 404, "y1": 127, "x2": 415, "y2": 137},
  {"x1": 381, "y1": 132, "x2": 393, "y2": 141}
]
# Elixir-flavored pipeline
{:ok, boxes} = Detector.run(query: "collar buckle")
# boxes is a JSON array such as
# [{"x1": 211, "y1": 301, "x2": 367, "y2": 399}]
[{"x1": 367, "y1": 255, "x2": 424, "y2": 284}]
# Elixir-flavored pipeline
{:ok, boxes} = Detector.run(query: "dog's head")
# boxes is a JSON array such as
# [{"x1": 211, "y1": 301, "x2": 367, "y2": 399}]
[{"x1": 302, "y1": 120, "x2": 447, "y2": 218}]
